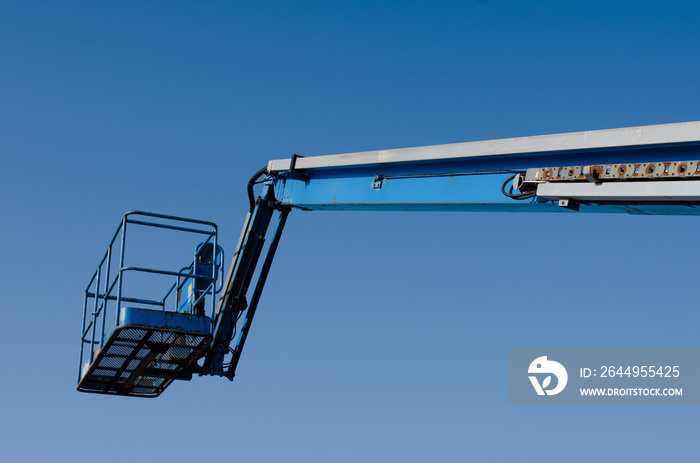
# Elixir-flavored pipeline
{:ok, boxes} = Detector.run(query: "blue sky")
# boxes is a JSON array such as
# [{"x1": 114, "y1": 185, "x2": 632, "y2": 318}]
[{"x1": 2, "y1": 1, "x2": 700, "y2": 461}]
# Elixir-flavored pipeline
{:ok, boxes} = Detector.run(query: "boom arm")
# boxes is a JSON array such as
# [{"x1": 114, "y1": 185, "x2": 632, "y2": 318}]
[{"x1": 204, "y1": 121, "x2": 700, "y2": 378}]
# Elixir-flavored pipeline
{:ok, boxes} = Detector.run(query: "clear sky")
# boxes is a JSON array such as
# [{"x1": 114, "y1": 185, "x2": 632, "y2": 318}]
[{"x1": 2, "y1": 1, "x2": 700, "y2": 461}]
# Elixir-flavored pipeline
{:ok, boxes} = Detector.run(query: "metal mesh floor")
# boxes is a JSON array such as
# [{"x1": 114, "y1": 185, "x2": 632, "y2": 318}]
[{"x1": 78, "y1": 325, "x2": 210, "y2": 397}]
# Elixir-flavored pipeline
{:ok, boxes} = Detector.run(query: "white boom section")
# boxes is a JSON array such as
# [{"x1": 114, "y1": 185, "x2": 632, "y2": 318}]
[
  {"x1": 267, "y1": 121, "x2": 700, "y2": 173},
  {"x1": 537, "y1": 181, "x2": 700, "y2": 202}
]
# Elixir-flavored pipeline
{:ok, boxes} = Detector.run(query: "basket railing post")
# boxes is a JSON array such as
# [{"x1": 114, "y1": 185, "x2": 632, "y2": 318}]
[
  {"x1": 89, "y1": 266, "x2": 101, "y2": 362},
  {"x1": 100, "y1": 245, "x2": 112, "y2": 346},
  {"x1": 116, "y1": 217, "x2": 128, "y2": 328},
  {"x1": 79, "y1": 288, "x2": 90, "y2": 381},
  {"x1": 212, "y1": 231, "x2": 218, "y2": 318}
]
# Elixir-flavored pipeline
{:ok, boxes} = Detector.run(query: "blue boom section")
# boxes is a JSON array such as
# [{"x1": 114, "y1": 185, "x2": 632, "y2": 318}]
[
  {"x1": 272, "y1": 145, "x2": 700, "y2": 215},
  {"x1": 204, "y1": 184, "x2": 290, "y2": 378}
]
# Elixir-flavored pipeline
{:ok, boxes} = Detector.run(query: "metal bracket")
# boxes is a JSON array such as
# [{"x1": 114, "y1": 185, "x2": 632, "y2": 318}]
[
  {"x1": 287, "y1": 154, "x2": 310, "y2": 181},
  {"x1": 558, "y1": 199, "x2": 580, "y2": 211},
  {"x1": 582, "y1": 166, "x2": 599, "y2": 183},
  {"x1": 372, "y1": 175, "x2": 385, "y2": 189}
]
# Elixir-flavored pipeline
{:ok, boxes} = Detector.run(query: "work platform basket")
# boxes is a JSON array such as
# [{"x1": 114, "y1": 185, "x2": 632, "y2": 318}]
[{"x1": 78, "y1": 212, "x2": 223, "y2": 397}]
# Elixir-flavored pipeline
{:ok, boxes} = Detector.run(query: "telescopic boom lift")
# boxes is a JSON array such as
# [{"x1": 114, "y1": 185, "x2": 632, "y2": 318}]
[{"x1": 78, "y1": 121, "x2": 700, "y2": 397}]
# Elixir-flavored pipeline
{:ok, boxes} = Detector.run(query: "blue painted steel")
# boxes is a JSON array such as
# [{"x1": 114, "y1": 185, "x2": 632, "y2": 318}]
[
  {"x1": 224, "y1": 206, "x2": 290, "y2": 379},
  {"x1": 89, "y1": 266, "x2": 101, "y2": 363},
  {"x1": 177, "y1": 243, "x2": 223, "y2": 314},
  {"x1": 275, "y1": 173, "x2": 700, "y2": 215},
  {"x1": 207, "y1": 184, "x2": 280, "y2": 376},
  {"x1": 78, "y1": 211, "x2": 222, "y2": 396},
  {"x1": 118, "y1": 307, "x2": 212, "y2": 333},
  {"x1": 273, "y1": 143, "x2": 700, "y2": 215},
  {"x1": 277, "y1": 172, "x2": 515, "y2": 210},
  {"x1": 78, "y1": 307, "x2": 212, "y2": 397},
  {"x1": 116, "y1": 218, "x2": 127, "y2": 328},
  {"x1": 100, "y1": 245, "x2": 112, "y2": 345}
]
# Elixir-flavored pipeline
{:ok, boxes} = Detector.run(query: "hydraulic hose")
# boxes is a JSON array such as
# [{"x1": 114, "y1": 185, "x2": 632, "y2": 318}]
[{"x1": 247, "y1": 166, "x2": 268, "y2": 212}]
